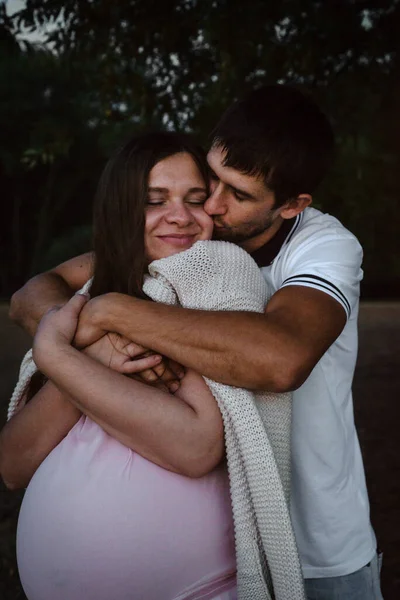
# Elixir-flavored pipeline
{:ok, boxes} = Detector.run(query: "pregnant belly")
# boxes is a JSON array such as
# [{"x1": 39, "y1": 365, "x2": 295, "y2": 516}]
[{"x1": 17, "y1": 417, "x2": 236, "y2": 600}]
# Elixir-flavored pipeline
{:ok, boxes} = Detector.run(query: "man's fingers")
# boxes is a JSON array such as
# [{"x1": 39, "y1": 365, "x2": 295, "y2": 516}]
[
  {"x1": 137, "y1": 368, "x2": 162, "y2": 384},
  {"x1": 138, "y1": 367, "x2": 177, "y2": 392},
  {"x1": 168, "y1": 360, "x2": 185, "y2": 380},
  {"x1": 151, "y1": 364, "x2": 181, "y2": 393}
]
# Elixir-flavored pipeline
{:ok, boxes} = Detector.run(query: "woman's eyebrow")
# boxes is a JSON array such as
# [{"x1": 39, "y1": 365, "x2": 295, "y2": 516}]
[
  {"x1": 148, "y1": 187, "x2": 207, "y2": 193},
  {"x1": 186, "y1": 187, "x2": 208, "y2": 193},
  {"x1": 148, "y1": 187, "x2": 168, "y2": 193}
]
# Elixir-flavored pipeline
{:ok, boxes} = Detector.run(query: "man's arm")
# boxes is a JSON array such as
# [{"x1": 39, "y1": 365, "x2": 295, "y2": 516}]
[
  {"x1": 9, "y1": 252, "x2": 94, "y2": 336},
  {"x1": 76, "y1": 285, "x2": 346, "y2": 392}
]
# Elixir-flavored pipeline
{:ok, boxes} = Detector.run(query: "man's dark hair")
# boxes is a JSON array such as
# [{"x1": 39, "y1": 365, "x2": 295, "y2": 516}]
[{"x1": 211, "y1": 85, "x2": 334, "y2": 207}]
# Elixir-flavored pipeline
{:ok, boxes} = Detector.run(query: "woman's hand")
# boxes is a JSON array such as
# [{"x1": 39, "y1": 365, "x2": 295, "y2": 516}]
[
  {"x1": 33, "y1": 293, "x2": 89, "y2": 372},
  {"x1": 84, "y1": 333, "x2": 165, "y2": 375}
]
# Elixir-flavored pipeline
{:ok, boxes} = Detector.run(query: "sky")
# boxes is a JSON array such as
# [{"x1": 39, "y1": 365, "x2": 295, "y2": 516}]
[
  {"x1": 5, "y1": 0, "x2": 57, "y2": 43},
  {"x1": 6, "y1": 0, "x2": 23, "y2": 14}
]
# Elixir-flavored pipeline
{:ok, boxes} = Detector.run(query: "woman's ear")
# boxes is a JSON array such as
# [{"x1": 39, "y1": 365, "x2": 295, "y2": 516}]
[{"x1": 280, "y1": 194, "x2": 312, "y2": 220}]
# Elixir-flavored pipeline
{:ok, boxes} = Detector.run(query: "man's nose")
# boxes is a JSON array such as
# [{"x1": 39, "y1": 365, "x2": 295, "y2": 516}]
[{"x1": 204, "y1": 185, "x2": 226, "y2": 216}]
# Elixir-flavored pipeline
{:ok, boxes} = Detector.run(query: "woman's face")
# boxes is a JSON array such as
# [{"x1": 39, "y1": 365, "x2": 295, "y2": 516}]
[{"x1": 145, "y1": 152, "x2": 213, "y2": 262}]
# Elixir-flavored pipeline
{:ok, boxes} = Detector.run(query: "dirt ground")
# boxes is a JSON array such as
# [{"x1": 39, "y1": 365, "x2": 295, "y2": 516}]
[{"x1": 0, "y1": 302, "x2": 399, "y2": 599}]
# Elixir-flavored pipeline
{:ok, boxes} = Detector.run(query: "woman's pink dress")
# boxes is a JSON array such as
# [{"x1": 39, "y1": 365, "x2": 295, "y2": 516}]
[{"x1": 17, "y1": 415, "x2": 236, "y2": 600}]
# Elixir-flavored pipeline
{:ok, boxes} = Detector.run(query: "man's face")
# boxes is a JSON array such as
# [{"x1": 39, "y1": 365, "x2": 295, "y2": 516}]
[{"x1": 205, "y1": 145, "x2": 285, "y2": 252}]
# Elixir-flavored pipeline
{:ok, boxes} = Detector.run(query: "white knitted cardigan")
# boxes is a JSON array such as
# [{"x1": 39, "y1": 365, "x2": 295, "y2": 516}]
[{"x1": 8, "y1": 240, "x2": 305, "y2": 600}]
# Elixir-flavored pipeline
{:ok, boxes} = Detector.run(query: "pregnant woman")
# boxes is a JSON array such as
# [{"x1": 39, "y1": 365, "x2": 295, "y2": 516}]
[
  {"x1": 2, "y1": 132, "x2": 237, "y2": 600},
  {"x1": 2, "y1": 131, "x2": 304, "y2": 600}
]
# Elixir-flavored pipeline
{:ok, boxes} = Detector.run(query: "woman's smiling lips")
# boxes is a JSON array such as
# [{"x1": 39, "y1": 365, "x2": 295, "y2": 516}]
[{"x1": 157, "y1": 234, "x2": 198, "y2": 247}]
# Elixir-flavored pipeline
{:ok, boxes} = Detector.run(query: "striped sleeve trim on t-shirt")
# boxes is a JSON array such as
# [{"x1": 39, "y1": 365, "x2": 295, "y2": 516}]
[{"x1": 281, "y1": 273, "x2": 352, "y2": 318}]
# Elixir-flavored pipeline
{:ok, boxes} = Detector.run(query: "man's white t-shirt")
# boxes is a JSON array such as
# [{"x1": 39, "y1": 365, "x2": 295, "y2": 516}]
[{"x1": 259, "y1": 207, "x2": 376, "y2": 579}]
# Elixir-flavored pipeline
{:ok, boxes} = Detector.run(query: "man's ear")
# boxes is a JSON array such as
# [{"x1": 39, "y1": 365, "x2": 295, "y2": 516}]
[{"x1": 280, "y1": 194, "x2": 312, "y2": 220}]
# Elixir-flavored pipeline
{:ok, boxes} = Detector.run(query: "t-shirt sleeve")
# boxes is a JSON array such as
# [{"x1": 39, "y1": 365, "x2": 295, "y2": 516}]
[{"x1": 279, "y1": 230, "x2": 363, "y2": 320}]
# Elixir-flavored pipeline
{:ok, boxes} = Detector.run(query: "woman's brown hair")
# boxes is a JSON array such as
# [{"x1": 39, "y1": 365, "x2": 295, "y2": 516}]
[{"x1": 90, "y1": 132, "x2": 210, "y2": 299}]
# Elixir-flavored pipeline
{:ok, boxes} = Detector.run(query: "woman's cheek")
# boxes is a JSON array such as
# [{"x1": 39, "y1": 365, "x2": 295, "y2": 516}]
[
  {"x1": 195, "y1": 208, "x2": 213, "y2": 239},
  {"x1": 145, "y1": 208, "x2": 163, "y2": 233}
]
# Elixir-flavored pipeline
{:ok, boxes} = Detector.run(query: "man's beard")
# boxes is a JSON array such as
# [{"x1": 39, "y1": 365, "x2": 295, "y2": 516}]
[{"x1": 212, "y1": 214, "x2": 276, "y2": 245}]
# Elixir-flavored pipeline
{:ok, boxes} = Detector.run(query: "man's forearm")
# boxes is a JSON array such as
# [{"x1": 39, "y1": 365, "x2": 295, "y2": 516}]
[
  {"x1": 78, "y1": 286, "x2": 344, "y2": 392},
  {"x1": 10, "y1": 273, "x2": 75, "y2": 336},
  {"x1": 96, "y1": 294, "x2": 295, "y2": 391}
]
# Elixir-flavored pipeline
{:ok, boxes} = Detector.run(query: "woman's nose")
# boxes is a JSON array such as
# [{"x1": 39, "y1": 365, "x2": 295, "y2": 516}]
[{"x1": 165, "y1": 202, "x2": 194, "y2": 225}]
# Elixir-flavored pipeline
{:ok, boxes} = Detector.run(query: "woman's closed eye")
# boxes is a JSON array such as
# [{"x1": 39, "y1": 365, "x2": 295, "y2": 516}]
[
  {"x1": 147, "y1": 197, "x2": 165, "y2": 205},
  {"x1": 185, "y1": 190, "x2": 208, "y2": 205},
  {"x1": 147, "y1": 191, "x2": 167, "y2": 205}
]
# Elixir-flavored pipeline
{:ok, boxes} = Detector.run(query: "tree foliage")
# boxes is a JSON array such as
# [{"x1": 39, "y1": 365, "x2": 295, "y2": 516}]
[{"x1": 1, "y1": 0, "x2": 400, "y2": 296}]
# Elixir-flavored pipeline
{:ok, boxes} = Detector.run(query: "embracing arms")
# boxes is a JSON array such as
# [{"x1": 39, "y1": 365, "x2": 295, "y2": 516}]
[
  {"x1": 76, "y1": 285, "x2": 347, "y2": 392},
  {"x1": 9, "y1": 253, "x2": 181, "y2": 390},
  {"x1": 9, "y1": 253, "x2": 93, "y2": 336},
  {"x1": 9, "y1": 251, "x2": 347, "y2": 392}
]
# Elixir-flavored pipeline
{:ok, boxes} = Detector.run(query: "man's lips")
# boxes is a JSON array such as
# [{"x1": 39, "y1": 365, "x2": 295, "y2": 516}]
[{"x1": 213, "y1": 223, "x2": 229, "y2": 230}]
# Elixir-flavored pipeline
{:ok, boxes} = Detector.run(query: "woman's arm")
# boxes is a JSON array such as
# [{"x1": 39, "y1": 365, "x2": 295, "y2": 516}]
[
  {"x1": 1, "y1": 298, "x2": 224, "y2": 488},
  {"x1": 0, "y1": 333, "x2": 169, "y2": 490},
  {"x1": 32, "y1": 296, "x2": 224, "y2": 478},
  {"x1": 9, "y1": 252, "x2": 182, "y2": 392},
  {"x1": 0, "y1": 382, "x2": 81, "y2": 490},
  {"x1": 35, "y1": 343, "x2": 224, "y2": 478}
]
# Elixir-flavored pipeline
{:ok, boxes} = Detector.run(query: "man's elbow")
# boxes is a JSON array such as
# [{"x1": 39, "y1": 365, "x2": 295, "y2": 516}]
[
  {"x1": 255, "y1": 359, "x2": 312, "y2": 393},
  {"x1": 9, "y1": 275, "x2": 39, "y2": 327},
  {"x1": 9, "y1": 287, "x2": 25, "y2": 325}
]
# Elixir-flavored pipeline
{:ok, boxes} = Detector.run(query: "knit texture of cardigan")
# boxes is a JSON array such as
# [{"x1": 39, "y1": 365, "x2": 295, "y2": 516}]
[{"x1": 8, "y1": 240, "x2": 305, "y2": 600}]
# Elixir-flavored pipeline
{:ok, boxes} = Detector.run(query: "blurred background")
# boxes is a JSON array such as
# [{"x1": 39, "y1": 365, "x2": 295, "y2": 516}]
[{"x1": 0, "y1": 0, "x2": 399, "y2": 598}]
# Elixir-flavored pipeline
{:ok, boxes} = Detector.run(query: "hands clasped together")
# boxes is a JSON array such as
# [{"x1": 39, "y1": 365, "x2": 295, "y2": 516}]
[{"x1": 33, "y1": 293, "x2": 184, "y2": 393}]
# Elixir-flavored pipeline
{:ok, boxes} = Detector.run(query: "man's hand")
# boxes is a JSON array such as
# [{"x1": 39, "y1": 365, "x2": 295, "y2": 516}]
[
  {"x1": 75, "y1": 296, "x2": 184, "y2": 392},
  {"x1": 74, "y1": 296, "x2": 106, "y2": 349}
]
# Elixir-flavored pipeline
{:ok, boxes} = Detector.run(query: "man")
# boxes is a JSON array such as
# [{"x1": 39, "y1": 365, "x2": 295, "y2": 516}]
[{"x1": 10, "y1": 85, "x2": 382, "y2": 599}]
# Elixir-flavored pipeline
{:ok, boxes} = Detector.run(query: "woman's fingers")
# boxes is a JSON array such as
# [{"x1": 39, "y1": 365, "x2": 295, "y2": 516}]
[
  {"x1": 122, "y1": 340, "x2": 150, "y2": 359},
  {"x1": 33, "y1": 294, "x2": 90, "y2": 370},
  {"x1": 110, "y1": 339, "x2": 184, "y2": 393},
  {"x1": 120, "y1": 357, "x2": 181, "y2": 393},
  {"x1": 71, "y1": 292, "x2": 91, "y2": 307},
  {"x1": 120, "y1": 355, "x2": 163, "y2": 375},
  {"x1": 39, "y1": 294, "x2": 90, "y2": 343}
]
